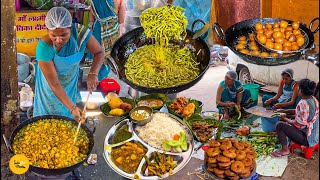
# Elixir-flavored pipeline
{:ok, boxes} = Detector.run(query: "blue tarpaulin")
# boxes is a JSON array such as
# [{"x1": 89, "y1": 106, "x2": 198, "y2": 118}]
[{"x1": 174, "y1": 0, "x2": 211, "y2": 40}]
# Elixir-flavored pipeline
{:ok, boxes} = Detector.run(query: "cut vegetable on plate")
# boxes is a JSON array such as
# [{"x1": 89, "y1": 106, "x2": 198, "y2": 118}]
[
  {"x1": 143, "y1": 151, "x2": 177, "y2": 178},
  {"x1": 161, "y1": 131, "x2": 188, "y2": 153}
]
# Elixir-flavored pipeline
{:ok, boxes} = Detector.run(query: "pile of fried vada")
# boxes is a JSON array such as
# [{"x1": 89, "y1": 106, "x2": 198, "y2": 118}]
[{"x1": 204, "y1": 138, "x2": 256, "y2": 179}]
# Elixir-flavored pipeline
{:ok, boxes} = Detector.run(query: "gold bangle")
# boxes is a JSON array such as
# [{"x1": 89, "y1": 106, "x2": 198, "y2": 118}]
[
  {"x1": 70, "y1": 105, "x2": 76, "y2": 114},
  {"x1": 88, "y1": 72, "x2": 98, "y2": 77}
]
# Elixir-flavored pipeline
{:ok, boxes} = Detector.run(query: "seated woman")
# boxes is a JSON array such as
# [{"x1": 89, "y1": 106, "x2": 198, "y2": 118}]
[
  {"x1": 263, "y1": 68, "x2": 300, "y2": 109},
  {"x1": 271, "y1": 79, "x2": 319, "y2": 157},
  {"x1": 216, "y1": 70, "x2": 254, "y2": 119}
]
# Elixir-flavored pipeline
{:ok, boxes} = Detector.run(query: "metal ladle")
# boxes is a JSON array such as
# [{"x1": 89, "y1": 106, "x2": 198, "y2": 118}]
[{"x1": 73, "y1": 93, "x2": 90, "y2": 145}]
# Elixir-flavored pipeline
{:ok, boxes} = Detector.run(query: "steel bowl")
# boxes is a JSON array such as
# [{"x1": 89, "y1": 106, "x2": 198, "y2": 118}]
[{"x1": 129, "y1": 106, "x2": 153, "y2": 126}]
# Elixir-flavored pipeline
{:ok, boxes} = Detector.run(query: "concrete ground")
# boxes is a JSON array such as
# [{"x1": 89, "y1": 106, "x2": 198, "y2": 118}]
[{"x1": 178, "y1": 63, "x2": 228, "y2": 112}]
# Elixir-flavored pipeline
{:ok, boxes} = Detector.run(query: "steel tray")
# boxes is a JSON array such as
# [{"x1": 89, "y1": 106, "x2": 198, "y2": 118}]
[{"x1": 103, "y1": 112, "x2": 195, "y2": 179}]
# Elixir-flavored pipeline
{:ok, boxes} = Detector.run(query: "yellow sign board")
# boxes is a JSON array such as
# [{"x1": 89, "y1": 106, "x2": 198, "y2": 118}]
[{"x1": 16, "y1": 12, "x2": 48, "y2": 57}]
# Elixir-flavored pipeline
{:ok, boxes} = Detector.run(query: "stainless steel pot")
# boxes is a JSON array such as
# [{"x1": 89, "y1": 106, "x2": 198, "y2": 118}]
[{"x1": 17, "y1": 53, "x2": 35, "y2": 83}]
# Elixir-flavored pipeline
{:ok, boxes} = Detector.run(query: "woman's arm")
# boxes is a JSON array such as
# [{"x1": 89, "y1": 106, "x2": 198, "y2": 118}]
[
  {"x1": 39, "y1": 61, "x2": 74, "y2": 111},
  {"x1": 236, "y1": 91, "x2": 243, "y2": 106},
  {"x1": 118, "y1": 0, "x2": 126, "y2": 24},
  {"x1": 216, "y1": 86, "x2": 230, "y2": 107},
  {"x1": 38, "y1": 61, "x2": 83, "y2": 121},
  {"x1": 283, "y1": 117, "x2": 295, "y2": 124},
  {"x1": 89, "y1": 9, "x2": 95, "y2": 23},
  {"x1": 277, "y1": 109, "x2": 295, "y2": 114},
  {"x1": 271, "y1": 81, "x2": 284, "y2": 101},
  {"x1": 86, "y1": 35, "x2": 104, "y2": 92},
  {"x1": 280, "y1": 83, "x2": 299, "y2": 108},
  {"x1": 118, "y1": 0, "x2": 126, "y2": 35}
]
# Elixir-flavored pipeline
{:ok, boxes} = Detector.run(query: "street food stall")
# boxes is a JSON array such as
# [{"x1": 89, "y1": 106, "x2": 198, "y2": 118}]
[{"x1": 2, "y1": 0, "x2": 319, "y2": 180}]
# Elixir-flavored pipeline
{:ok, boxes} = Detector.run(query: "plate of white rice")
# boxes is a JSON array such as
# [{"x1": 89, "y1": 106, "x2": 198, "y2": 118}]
[{"x1": 135, "y1": 112, "x2": 190, "y2": 150}]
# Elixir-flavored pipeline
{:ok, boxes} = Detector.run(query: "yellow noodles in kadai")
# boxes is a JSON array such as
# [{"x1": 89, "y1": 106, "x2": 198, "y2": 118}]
[
  {"x1": 140, "y1": 5, "x2": 188, "y2": 46},
  {"x1": 125, "y1": 5, "x2": 200, "y2": 88},
  {"x1": 125, "y1": 45, "x2": 200, "y2": 88}
]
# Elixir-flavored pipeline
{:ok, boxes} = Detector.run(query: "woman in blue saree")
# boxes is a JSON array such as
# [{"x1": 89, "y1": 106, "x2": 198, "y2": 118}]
[
  {"x1": 33, "y1": 7, "x2": 105, "y2": 122},
  {"x1": 216, "y1": 70, "x2": 254, "y2": 120},
  {"x1": 86, "y1": 0, "x2": 126, "y2": 81}
]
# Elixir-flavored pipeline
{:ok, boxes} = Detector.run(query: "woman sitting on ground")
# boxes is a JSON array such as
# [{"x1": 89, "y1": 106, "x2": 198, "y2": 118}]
[
  {"x1": 216, "y1": 70, "x2": 254, "y2": 120},
  {"x1": 263, "y1": 68, "x2": 300, "y2": 109},
  {"x1": 271, "y1": 79, "x2": 319, "y2": 157}
]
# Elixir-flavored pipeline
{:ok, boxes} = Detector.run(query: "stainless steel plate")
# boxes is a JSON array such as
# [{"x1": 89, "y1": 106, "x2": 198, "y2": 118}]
[{"x1": 103, "y1": 112, "x2": 195, "y2": 179}]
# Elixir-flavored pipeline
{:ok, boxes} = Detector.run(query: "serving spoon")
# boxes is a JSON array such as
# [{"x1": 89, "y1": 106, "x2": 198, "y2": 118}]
[{"x1": 73, "y1": 93, "x2": 90, "y2": 145}]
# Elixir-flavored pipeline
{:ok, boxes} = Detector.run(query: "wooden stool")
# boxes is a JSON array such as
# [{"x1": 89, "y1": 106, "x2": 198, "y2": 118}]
[{"x1": 289, "y1": 142, "x2": 319, "y2": 159}]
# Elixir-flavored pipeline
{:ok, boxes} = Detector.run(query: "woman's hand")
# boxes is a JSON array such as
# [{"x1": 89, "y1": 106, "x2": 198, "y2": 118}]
[
  {"x1": 71, "y1": 107, "x2": 85, "y2": 123},
  {"x1": 279, "y1": 114, "x2": 294, "y2": 124},
  {"x1": 87, "y1": 74, "x2": 99, "y2": 93},
  {"x1": 273, "y1": 103, "x2": 283, "y2": 109},
  {"x1": 275, "y1": 109, "x2": 285, "y2": 113},
  {"x1": 236, "y1": 104, "x2": 241, "y2": 110},
  {"x1": 228, "y1": 102, "x2": 236, "y2": 107},
  {"x1": 279, "y1": 114, "x2": 287, "y2": 121},
  {"x1": 264, "y1": 99, "x2": 272, "y2": 106}
]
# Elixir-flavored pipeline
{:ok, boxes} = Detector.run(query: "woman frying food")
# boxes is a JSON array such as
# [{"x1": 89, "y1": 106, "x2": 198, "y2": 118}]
[{"x1": 33, "y1": 7, "x2": 104, "y2": 122}]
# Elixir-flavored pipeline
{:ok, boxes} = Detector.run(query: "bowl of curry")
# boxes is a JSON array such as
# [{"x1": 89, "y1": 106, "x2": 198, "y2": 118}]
[
  {"x1": 129, "y1": 106, "x2": 153, "y2": 126},
  {"x1": 111, "y1": 141, "x2": 148, "y2": 174}
]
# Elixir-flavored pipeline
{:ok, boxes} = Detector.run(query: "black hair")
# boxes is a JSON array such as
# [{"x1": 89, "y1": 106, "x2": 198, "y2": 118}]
[{"x1": 298, "y1": 79, "x2": 317, "y2": 96}]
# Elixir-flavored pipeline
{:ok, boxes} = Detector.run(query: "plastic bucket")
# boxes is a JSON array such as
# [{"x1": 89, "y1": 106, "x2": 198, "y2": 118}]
[
  {"x1": 261, "y1": 116, "x2": 279, "y2": 132},
  {"x1": 243, "y1": 83, "x2": 260, "y2": 102}
]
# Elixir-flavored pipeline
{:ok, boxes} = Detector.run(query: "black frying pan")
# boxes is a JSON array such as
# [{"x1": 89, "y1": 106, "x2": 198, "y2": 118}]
[
  {"x1": 213, "y1": 17, "x2": 319, "y2": 66},
  {"x1": 5, "y1": 115, "x2": 95, "y2": 176},
  {"x1": 106, "y1": 23, "x2": 210, "y2": 94}
]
